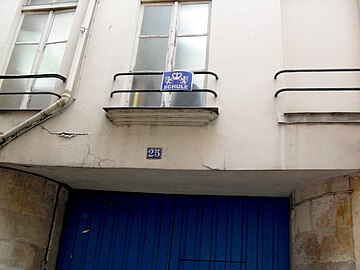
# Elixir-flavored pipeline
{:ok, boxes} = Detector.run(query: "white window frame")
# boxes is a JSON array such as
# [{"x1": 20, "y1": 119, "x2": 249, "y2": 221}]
[
  {"x1": 1, "y1": 0, "x2": 78, "y2": 109},
  {"x1": 123, "y1": 1, "x2": 211, "y2": 108}
]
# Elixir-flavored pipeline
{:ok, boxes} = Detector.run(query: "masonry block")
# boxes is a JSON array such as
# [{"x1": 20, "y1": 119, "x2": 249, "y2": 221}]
[
  {"x1": 0, "y1": 168, "x2": 68, "y2": 270},
  {"x1": 293, "y1": 175, "x2": 350, "y2": 205},
  {"x1": 292, "y1": 175, "x2": 355, "y2": 270}
]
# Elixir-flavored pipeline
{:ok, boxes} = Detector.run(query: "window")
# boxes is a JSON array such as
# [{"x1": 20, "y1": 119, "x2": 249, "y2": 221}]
[
  {"x1": 0, "y1": 0, "x2": 78, "y2": 109},
  {"x1": 130, "y1": 2, "x2": 210, "y2": 107}
]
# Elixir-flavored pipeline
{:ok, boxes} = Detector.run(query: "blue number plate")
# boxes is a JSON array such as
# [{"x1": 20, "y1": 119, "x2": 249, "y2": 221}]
[{"x1": 147, "y1": 148, "x2": 162, "y2": 159}]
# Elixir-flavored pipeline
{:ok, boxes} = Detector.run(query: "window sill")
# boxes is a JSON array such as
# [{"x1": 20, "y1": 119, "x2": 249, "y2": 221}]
[
  {"x1": 103, "y1": 107, "x2": 219, "y2": 127},
  {"x1": 278, "y1": 111, "x2": 360, "y2": 124}
]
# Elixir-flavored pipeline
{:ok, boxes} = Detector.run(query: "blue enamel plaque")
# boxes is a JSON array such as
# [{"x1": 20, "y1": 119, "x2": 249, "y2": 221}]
[{"x1": 161, "y1": 71, "x2": 193, "y2": 91}]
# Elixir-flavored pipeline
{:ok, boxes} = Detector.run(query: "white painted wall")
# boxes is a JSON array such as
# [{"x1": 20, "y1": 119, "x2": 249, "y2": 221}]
[
  {"x1": 0, "y1": 0, "x2": 359, "y2": 191},
  {"x1": 0, "y1": 0, "x2": 23, "y2": 74}
]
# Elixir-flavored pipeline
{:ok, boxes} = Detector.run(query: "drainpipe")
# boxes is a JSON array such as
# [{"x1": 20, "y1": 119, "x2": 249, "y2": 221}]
[{"x1": 0, "y1": 0, "x2": 98, "y2": 147}]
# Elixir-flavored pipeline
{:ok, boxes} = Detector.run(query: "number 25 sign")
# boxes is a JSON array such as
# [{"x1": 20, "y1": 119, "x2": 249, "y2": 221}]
[{"x1": 147, "y1": 148, "x2": 162, "y2": 159}]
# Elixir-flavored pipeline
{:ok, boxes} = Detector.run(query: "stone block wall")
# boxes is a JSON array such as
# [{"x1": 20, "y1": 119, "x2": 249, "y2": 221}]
[
  {"x1": 0, "y1": 168, "x2": 68, "y2": 270},
  {"x1": 292, "y1": 175, "x2": 356, "y2": 270}
]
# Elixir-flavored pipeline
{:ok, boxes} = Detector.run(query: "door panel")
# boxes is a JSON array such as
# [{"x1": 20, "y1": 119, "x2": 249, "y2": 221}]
[
  {"x1": 56, "y1": 192, "x2": 175, "y2": 270},
  {"x1": 169, "y1": 197, "x2": 289, "y2": 270},
  {"x1": 56, "y1": 192, "x2": 289, "y2": 270}
]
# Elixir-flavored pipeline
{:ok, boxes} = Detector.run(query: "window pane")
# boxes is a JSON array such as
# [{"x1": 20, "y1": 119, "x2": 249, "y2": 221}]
[
  {"x1": 178, "y1": 4, "x2": 208, "y2": 35},
  {"x1": 48, "y1": 12, "x2": 75, "y2": 43},
  {"x1": 17, "y1": 14, "x2": 48, "y2": 43},
  {"x1": 38, "y1": 43, "x2": 66, "y2": 73},
  {"x1": 5, "y1": 45, "x2": 38, "y2": 75},
  {"x1": 140, "y1": 6, "x2": 172, "y2": 36},
  {"x1": 38, "y1": 42, "x2": 66, "y2": 73},
  {"x1": 131, "y1": 38, "x2": 168, "y2": 106},
  {"x1": 130, "y1": 76, "x2": 162, "y2": 107},
  {"x1": 0, "y1": 45, "x2": 38, "y2": 108},
  {"x1": 29, "y1": 0, "x2": 54, "y2": 4},
  {"x1": 0, "y1": 85, "x2": 24, "y2": 108},
  {"x1": 134, "y1": 38, "x2": 168, "y2": 70},
  {"x1": 29, "y1": 43, "x2": 66, "y2": 108},
  {"x1": 170, "y1": 91, "x2": 204, "y2": 107},
  {"x1": 173, "y1": 36, "x2": 207, "y2": 107},
  {"x1": 175, "y1": 36, "x2": 207, "y2": 70},
  {"x1": 170, "y1": 76, "x2": 205, "y2": 107},
  {"x1": 28, "y1": 86, "x2": 53, "y2": 108}
]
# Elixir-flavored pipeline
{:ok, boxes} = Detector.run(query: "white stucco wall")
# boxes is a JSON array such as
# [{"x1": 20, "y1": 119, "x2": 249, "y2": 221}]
[
  {"x1": 0, "y1": 0, "x2": 359, "y2": 193},
  {"x1": 0, "y1": 0, "x2": 23, "y2": 74}
]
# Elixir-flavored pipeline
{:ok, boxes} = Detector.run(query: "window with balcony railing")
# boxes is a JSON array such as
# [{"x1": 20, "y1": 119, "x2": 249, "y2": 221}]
[
  {"x1": 129, "y1": 1, "x2": 210, "y2": 107},
  {"x1": 0, "y1": 0, "x2": 78, "y2": 109},
  {"x1": 104, "y1": 1, "x2": 218, "y2": 126}
]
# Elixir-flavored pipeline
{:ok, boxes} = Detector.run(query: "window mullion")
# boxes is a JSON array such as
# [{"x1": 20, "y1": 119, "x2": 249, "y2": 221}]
[
  {"x1": 162, "y1": 2, "x2": 179, "y2": 107},
  {"x1": 166, "y1": 2, "x2": 178, "y2": 72},
  {"x1": 20, "y1": 11, "x2": 54, "y2": 109}
]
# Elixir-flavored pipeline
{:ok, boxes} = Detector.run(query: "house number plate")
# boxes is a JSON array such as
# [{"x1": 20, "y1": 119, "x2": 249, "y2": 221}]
[{"x1": 147, "y1": 148, "x2": 162, "y2": 159}]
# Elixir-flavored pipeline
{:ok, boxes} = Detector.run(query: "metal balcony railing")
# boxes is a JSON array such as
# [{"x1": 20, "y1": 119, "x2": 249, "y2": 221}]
[
  {"x1": 111, "y1": 70, "x2": 219, "y2": 98},
  {"x1": 274, "y1": 68, "x2": 360, "y2": 97},
  {"x1": 0, "y1": 73, "x2": 66, "y2": 100},
  {"x1": 0, "y1": 91, "x2": 61, "y2": 99},
  {"x1": 0, "y1": 73, "x2": 66, "y2": 81}
]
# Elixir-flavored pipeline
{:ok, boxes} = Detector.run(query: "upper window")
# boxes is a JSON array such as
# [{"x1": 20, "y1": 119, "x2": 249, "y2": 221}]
[
  {"x1": 0, "y1": 0, "x2": 78, "y2": 109},
  {"x1": 129, "y1": 2, "x2": 210, "y2": 107}
]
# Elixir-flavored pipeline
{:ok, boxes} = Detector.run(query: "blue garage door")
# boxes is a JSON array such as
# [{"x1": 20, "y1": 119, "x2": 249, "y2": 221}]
[{"x1": 56, "y1": 191, "x2": 289, "y2": 270}]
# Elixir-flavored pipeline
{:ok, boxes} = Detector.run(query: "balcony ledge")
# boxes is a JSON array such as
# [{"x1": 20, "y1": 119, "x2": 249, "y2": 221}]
[
  {"x1": 103, "y1": 107, "x2": 219, "y2": 127},
  {"x1": 278, "y1": 111, "x2": 360, "y2": 124}
]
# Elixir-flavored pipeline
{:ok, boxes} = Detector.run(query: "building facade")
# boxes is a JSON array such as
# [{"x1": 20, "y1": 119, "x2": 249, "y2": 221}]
[{"x1": 0, "y1": 0, "x2": 360, "y2": 269}]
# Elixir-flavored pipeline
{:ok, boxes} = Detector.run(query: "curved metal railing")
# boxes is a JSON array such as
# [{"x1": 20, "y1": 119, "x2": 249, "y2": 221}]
[
  {"x1": 111, "y1": 89, "x2": 217, "y2": 98},
  {"x1": 274, "y1": 68, "x2": 360, "y2": 97},
  {"x1": 0, "y1": 73, "x2": 66, "y2": 101},
  {"x1": 112, "y1": 70, "x2": 218, "y2": 99},
  {"x1": 274, "y1": 87, "x2": 360, "y2": 97},
  {"x1": 0, "y1": 91, "x2": 61, "y2": 99},
  {"x1": 274, "y1": 68, "x2": 360, "y2": 80},
  {"x1": 0, "y1": 73, "x2": 66, "y2": 82},
  {"x1": 113, "y1": 70, "x2": 219, "y2": 81}
]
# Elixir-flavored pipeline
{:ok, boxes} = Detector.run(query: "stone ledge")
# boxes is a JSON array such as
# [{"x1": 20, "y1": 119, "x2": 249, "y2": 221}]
[{"x1": 103, "y1": 107, "x2": 219, "y2": 127}]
